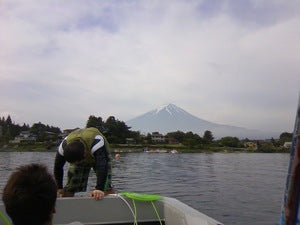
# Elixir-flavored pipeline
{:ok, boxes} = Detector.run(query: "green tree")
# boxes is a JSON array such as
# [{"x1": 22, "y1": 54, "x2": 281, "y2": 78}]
[
  {"x1": 48, "y1": 126, "x2": 61, "y2": 134},
  {"x1": 166, "y1": 131, "x2": 185, "y2": 143},
  {"x1": 146, "y1": 133, "x2": 152, "y2": 144},
  {"x1": 30, "y1": 122, "x2": 61, "y2": 142},
  {"x1": 5, "y1": 115, "x2": 12, "y2": 126},
  {"x1": 30, "y1": 122, "x2": 47, "y2": 135},
  {"x1": 270, "y1": 137, "x2": 281, "y2": 147},
  {"x1": 280, "y1": 132, "x2": 293, "y2": 140},
  {"x1": 104, "y1": 116, "x2": 131, "y2": 144},
  {"x1": 278, "y1": 132, "x2": 293, "y2": 145},
  {"x1": 128, "y1": 130, "x2": 143, "y2": 144},
  {"x1": 0, "y1": 115, "x2": 61, "y2": 144},
  {"x1": 9, "y1": 124, "x2": 21, "y2": 138},
  {"x1": 0, "y1": 115, "x2": 22, "y2": 140},
  {"x1": 259, "y1": 143, "x2": 275, "y2": 153},
  {"x1": 203, "y1": 130, "x2": 214, "y2": 144},
  {"x1": 220, "y1": 136, "x2": 241, "y2": 147},
  {"x1": 182, "y1": 131, "x2": 203, "y2": 148},
  {"x1": 3, "y1": 129, "x2": 12, "y2": 143},
  {"x1": 21, "y1": 123, "x2": 30, "y2": 131},
  {"x1": 86, "y1": 115, "x2": 105, "y2": 133}
]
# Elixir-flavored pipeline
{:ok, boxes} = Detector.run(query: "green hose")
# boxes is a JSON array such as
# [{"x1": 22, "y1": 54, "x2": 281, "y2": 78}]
[
  {"x1": 121, "y1": 192, "x2": 163, "y2": 225},
  {"x1": 151, "y1": 201, "x2": 163, "y2": 225},
  {"x1": 132, "y1": 199, "x2": 137, "y2": 225}
]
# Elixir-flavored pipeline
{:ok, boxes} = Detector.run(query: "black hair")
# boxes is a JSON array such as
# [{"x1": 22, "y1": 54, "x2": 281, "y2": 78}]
[
  {"x1": 64, "y1": 140, "x2": 85, "y2": 163},
  {"x1": 2, "y1": 163, "x2": 57, "y2": 225}
]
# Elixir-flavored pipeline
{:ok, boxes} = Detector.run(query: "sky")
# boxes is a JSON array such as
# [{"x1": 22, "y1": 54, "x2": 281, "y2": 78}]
[{"x1": 0, "y1": 0, "x2": 299, "y2": 133}]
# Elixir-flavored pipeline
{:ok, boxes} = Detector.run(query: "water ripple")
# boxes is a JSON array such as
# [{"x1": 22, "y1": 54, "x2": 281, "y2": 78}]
[{"x1": 0, "y1": 152, "x2": 289, "y2": 225}]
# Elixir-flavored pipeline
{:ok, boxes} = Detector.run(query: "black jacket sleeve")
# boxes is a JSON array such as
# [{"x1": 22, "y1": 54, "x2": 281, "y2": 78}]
[
  {"x1": 54, "y1": 152, "x2": 66, "y2": 189},
  {"x1": 93, "y1": 145, "x2": 108, "y2": 191}
]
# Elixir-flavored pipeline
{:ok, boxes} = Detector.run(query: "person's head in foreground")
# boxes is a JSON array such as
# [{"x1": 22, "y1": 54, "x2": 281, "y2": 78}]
[{"x1": 2, "y1": 163, "x2": 57, "y2": 225}]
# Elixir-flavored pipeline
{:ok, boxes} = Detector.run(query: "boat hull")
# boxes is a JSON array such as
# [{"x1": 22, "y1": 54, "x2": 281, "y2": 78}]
[{"x1": 0, "y1": 195, "x2": 223, "y2": 225}]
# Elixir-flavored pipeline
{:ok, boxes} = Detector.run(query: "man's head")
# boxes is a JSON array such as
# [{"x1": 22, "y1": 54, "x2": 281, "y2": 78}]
[
  {"x1": 2, "y1": 164, "x2": 57, "y2": 225},
  {"x1": 64, "y1": 140, "x2": 85, "y2": 163}
]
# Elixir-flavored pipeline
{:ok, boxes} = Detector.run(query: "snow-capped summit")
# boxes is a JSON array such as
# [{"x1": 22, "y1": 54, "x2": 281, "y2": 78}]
[
  {"x1": 126, "y1": 104, "x2": 276, "y2": 139},
  {"x1": 152, "y1": 104, "x2": 188, "y2": 116}
]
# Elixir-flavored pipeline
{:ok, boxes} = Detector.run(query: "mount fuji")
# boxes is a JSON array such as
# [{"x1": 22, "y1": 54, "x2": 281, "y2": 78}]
[{"x1": 126, "y1": 104, "x2": 277, "y2": 139}]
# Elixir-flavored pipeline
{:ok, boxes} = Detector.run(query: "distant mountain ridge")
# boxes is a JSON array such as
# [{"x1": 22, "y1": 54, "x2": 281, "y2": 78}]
[{"x1": 126, "y1": 104, "x2": 277, "y2": 139}]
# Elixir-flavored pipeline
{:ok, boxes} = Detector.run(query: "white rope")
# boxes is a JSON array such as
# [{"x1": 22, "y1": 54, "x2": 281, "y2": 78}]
[{"x1": 113, "y1": 194, "x2": 136, "y2": 223}]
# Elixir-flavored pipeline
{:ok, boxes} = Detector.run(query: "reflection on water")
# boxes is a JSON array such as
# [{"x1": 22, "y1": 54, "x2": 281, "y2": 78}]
[{"x1": 0, "y1": 152, "x2": 289, "y2": 225}]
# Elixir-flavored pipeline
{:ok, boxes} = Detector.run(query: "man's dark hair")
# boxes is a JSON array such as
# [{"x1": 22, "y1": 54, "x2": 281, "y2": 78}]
[
  {"x1": 2, "y1": 163, "x2": 57, "y2": 225},
  {"x1": 64, "y1": 140, "x2": 85, "y2": 163}
]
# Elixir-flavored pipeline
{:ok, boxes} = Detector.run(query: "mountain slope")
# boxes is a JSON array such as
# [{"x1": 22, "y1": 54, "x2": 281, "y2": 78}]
[{"x1": 126, "y1": 104, "x2": 276, "y2": 139}]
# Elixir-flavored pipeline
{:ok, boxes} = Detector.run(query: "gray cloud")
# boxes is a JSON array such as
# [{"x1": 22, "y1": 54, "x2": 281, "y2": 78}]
[{"x1": 0, "y1": 0, "x2": 299, "y2": 134}]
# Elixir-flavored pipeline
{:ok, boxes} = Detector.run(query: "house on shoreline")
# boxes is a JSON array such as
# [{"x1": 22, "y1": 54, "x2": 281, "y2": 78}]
[{"x1": 9, "y1": 131, "x2": 36, "y2": 144}]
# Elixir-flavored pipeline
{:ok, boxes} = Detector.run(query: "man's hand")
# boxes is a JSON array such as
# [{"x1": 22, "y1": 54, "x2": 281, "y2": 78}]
[
  {"x1": 57, "y1": 189, "x2": 74, "y2": 197},
  {"x1": 90, "y1": 190, "x2": 105, "y2": 200},
  {"x1": 57, "y1": 189, "x2": 64, "y2": 198}
]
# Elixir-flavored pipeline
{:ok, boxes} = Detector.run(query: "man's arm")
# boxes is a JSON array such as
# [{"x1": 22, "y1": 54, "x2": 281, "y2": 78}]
[
  {"x1": 91, "y1": 135, "x2": 108, "y2": 191},
  {"x1": 54, "y1": 141, "x2": 67, "y2": 189},
  {"x1": 93, "y1": 148, "x2": 108, "y2": 191}
]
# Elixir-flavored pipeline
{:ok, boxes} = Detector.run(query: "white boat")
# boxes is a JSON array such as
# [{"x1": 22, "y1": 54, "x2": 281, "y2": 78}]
[
  {"x1": 170, "y1": 149, "x2": 179, "y2": 154},
  {"x1": 0, "y1": 194, "x2": 223, "y2": 225}
]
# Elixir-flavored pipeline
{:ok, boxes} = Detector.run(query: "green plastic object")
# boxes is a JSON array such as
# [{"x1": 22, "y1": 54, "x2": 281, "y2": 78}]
[
  {"x1": 121, "y1": 192, "x2": 163, "y2": 201},
  {"x1": 0, "y1": 210, "x2": 11, "y2": 225}
]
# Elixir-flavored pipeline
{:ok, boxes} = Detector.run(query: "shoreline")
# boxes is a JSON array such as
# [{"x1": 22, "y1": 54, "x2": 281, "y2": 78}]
[{"x1": 0, "y1": 146, "x2": 290, "y2": 153}]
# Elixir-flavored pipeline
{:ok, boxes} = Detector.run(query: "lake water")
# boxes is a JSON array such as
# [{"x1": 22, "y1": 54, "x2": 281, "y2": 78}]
[{"x1": 0, "y1": 152, "x2": 289, "y2": 225}]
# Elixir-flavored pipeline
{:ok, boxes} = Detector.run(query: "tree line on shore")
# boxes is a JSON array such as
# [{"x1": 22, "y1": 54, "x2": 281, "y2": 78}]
[{"x1": 0, "y1": 115, "x2": 293, "y2": 152}]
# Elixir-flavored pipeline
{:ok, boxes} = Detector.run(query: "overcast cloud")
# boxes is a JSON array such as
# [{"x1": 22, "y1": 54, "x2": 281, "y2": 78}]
[{"x1": 0, "y1": 0, "x2": 299, "y2": 134}]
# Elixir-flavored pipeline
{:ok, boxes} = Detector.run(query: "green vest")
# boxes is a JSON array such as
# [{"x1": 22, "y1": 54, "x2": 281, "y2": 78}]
[{"x1": 66, "y1": 128, "x2": 107, "y2": 157}]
